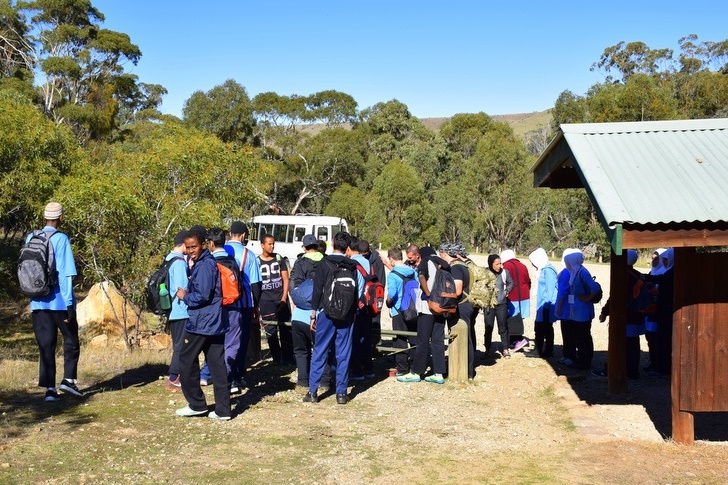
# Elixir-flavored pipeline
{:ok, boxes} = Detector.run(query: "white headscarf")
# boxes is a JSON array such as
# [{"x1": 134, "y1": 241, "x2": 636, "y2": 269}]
[
  {"x1": 650, "y1": 248, "x2": 667, "y2": 275},
  {"x1": 560, "y1": 248, "x2": 578, "y2": 272},
  {"x1": 564, "y1": 250, "x2": 585, "y2": 286},
  {"x1": 500, "y1": 249, "x2": 516, "y2": 263},
  {"x1": 528, "y1": 247, "x2": 549, "y2": 280}
]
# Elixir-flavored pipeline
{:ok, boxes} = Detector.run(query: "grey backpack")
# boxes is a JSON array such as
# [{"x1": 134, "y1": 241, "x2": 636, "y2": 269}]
[{"x1": 18, "y1": 230, "x2": 58, "y2": 297}]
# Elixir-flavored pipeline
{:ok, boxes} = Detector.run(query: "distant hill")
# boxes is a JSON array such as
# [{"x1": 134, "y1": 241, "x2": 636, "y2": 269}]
[
  {"x1": 420, "y1": 110, "x2": 553, "y2": 139},
  {"x1": 299, "y1": 110, "x2": 553, "y2": 140}
]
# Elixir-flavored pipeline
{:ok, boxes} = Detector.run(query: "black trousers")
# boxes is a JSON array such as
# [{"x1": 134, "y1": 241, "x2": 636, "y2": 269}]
[
  {"x1": 411, "y1": 313, "x2": 447, "y2": 376},
  {"x1": 392, "y1": 313, "x2": 418, "y2": 373},
  {"x1": 572, "y1": 321, "x2": 593, "y2": 370},
  {"x1": 351, "y1": 310, "x2": 374, "y2": 377},
  {"x1": 32, "y1": 309, "x2": 80, "y2": 388},
  {"x1": 291, "y1": 319, "x2": 331, "y2": 387},
  {"x1": 179, "y1": 331, "x2": 230, "y2": 417},
  {"x1": 560, "y1": 319, "x2": 577, "y2": 361},
  {"x1": 167, "y1": 318, "x2": 188, "y2": 376},
  {"x1": 534, "y1": 310, "x2": 554, "y2": 358},
  {"x1": 483, "y1": 303, "x2": 509, "y2": 354}
]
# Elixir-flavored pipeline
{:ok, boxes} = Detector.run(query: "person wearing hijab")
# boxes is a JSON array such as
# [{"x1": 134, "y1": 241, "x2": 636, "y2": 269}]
[
  {"x1": 555, "y1": 248, "x2": 579, "y2": 365},
  {"x1": 562, "y1": 249, "x2": 601, "y2": 371},
  {"x1": 645, "y1": 248, "x2": 675, "y2": 378},
  {"x1": 483, "y1": 254, "x2": 515, "y2": 359},
  {"x1": 643, "y1": 248, "x2": 666, "y2": 373},
  {"x1": 597, "y1": 250, "x2": 645, "y2": 379},
  {"x1": 500, "y1": 249, "x2": 531, "y2": 352},
  {"x1": 528, "y1": 248, "x2": 558, "y2": 358}
]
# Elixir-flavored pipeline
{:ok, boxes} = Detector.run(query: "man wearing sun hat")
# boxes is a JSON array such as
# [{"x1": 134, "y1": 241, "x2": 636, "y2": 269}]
[{"x1": 26, "y1": 202, "x2": 83, "y2": 402}]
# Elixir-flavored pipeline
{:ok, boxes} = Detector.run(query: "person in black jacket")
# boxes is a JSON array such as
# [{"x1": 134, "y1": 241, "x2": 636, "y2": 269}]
[
  {"x1": 289, "y1": 234, "x2": 327, "y2": 389},
  {"x1": 303, "y1": 231, "x2": 358, "y2": 405}
]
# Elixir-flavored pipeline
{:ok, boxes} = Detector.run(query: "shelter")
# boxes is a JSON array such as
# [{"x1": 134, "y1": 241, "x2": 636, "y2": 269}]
[{"x1": 531, "y1": 118, "x2": 728, "y2": 444}]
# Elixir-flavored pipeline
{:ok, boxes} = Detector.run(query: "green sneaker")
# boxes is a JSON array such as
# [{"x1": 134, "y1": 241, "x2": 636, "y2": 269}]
[
  {"x1": 424, "y1": 374, "x2": 445, "y2": 384},
  {"x1": 396, "y1": 372, "x2": 421, "y2": 383}
]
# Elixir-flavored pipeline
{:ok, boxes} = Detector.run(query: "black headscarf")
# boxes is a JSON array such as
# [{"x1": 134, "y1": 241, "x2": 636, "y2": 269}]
[{"x1": 488, "y1": 254, "x2": 501, "y2": 274}]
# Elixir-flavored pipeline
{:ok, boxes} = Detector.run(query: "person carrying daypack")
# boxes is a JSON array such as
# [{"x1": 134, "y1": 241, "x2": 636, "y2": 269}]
[
  {"x1": 289, "y1": 234, "x2": 330, "y2": 389},
  {"x1": 304, "y1": 231, "x2": 358, "y2": 405},
  {"x1": 161, "y1": 230, "x2": 190, "y2": 391},
  {"x1": 348, "y1": 236, "x2": 378, "y2": 380},
  {"x1": 484, "y1": 254, "x2": 515, "y2": 359},
  {"x1": 386, "y1": 247, "x2": 420, "y2": 379},
  {"x1": 22, "y1": 202, "x2": 84, "y2": 402}
]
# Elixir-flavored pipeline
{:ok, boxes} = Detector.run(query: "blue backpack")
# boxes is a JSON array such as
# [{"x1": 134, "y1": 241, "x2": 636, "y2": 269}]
[
  {"x1": 391, "y1": 269, "x2": 419, "y2": 322},
  {"x1": 290, "y1": 279, "x2": 314, "y2": 310}
]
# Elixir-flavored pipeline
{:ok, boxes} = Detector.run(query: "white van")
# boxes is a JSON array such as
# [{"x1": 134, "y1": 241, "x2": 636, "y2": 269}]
[{"x1": 245, "y1": 214, "x2": 349, "y2": 263}]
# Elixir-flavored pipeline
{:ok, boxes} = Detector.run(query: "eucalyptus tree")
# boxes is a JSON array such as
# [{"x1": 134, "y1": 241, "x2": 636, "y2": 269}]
[{"x1": 182, "y1": 79, "x2": 255, "y2": 144}]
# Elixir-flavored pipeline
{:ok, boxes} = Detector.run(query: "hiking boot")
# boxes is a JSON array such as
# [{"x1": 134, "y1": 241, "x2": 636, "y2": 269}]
[
  {"x1": 208, "y1": 411, "x2": 231, "y2": 421},
  {"x1": 165, "y1": 376, "x2": 181, "y2": 391},
  {"x1": 302, "y1": 392, "x2": 318, "y2": 403},
  {"x1": 513, "y1": 338, "x2": 528, "y2": 352},
  {"x1": 44, "y1": 389, "x2": 60, "y2": 402},
  {"x1": 336, "y1": 393, "x2": 348, "y2": 404},
  {"x1": 175, "y1": 405, "x2": 208, "y2": 417},
  {"x1": 396, "y1": 372, "x2": 421, "y2": 383},
  {"x1": 59, "y1": 379, "x2": 83, "y2": 397},
  {"x1": 424, "y1": 374, "x2": 445, "y2": 384}
]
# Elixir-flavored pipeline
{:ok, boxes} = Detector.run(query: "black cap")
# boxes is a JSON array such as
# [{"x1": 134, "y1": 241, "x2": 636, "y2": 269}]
[{"x1": 230, "y1": 221, "x2": 248, "y2": 235}]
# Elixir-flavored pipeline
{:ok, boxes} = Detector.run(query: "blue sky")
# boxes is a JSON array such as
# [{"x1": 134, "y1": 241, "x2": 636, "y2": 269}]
[{"x1": 94, "y1": 1, "x2": 728, "y2": 119}]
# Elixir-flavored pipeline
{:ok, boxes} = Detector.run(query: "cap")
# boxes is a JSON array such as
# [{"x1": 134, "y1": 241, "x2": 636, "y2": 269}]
[
  {"x1": 173, "y1": 230, "x2": 189, "y2": 246},
  {"x1": 230, "y1": 221, "x2": 248, "y2": 235},
  {"x1": 44, "y1": 202, "x2": 63, "y2": 220},
  {"x1": 302, "y1": 234, "x2": 317, "y2": 248}
]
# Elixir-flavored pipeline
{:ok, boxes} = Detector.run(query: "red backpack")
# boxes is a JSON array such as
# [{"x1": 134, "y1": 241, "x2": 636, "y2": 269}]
[{"x1": 356, "y1": 264, "x2": 385, "y2": 315}]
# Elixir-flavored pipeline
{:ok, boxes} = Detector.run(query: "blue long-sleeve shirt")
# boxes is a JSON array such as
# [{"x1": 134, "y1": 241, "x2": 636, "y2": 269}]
[
  {"x1": 534, "y1": 263, "x2": 558, "y2": 323},
  {"x1": 165, "y1": 251, "x2": 189, "y2": 320}
]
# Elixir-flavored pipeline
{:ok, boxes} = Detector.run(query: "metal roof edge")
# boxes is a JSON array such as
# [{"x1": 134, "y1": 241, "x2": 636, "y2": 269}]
[
  {"x1": 560, "y1": 118, "x2": 728, "y2": 135},
  {"x1": 529, "y1": 128, "x2": 564, "y2": 173}
]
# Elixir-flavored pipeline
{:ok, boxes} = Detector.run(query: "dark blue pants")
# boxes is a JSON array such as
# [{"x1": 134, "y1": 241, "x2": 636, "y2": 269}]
[
  {"x1": 292, "y1": 319, "x2": 331, "y2": 387},
  {"x1": 200, "y1": 307, "x2": 251, "y2": 382},
  {"x1": 309, "y1": 312, "x2": 354, "y2": 395}
]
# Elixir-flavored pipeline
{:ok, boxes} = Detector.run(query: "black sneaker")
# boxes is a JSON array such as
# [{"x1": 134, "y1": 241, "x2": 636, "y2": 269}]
[
  {"x1": 59, "y1": 379, "x2": 84, "y2": 397},
  {"x1": 44, "y1": 389, "x2": 60, "y2": 402},
  {"x1": 302, "y1": 392, "x2": 318, "y2": 403},
  {"x1": 336, "y1": 393, "x2": 348, "y2": 405}
]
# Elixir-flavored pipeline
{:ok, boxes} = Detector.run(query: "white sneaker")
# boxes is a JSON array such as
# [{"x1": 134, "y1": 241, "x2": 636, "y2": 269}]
[
  {"x1": 208, "y1": 411, "x2": 231, "y2": 421},
  {"x1": 175, "y1": 405, "x2": 208, "y2": 417}
]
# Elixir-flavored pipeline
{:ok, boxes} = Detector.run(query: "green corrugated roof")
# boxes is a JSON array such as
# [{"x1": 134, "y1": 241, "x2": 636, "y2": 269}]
[{"x1": 532, "y1": 118, "x2": 728, "y2": 229}]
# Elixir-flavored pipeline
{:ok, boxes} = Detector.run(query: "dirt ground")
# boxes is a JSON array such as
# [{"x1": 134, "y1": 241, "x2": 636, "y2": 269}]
[{"x1": 2, "y1": 257, "x2": 728, "y2": 484}]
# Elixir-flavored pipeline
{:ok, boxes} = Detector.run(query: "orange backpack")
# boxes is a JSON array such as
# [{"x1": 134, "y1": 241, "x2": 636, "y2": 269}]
[{"x1": 216, "y1": 255, "x2": 241, "y2": 306}]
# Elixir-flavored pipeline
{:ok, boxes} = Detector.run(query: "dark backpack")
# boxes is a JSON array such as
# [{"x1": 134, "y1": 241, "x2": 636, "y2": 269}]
[
  {"x1": 428, "y1": 267, "x2": 458, "y2": 315},
  {"x1": 578, "y1": 268, "x2": 603, "y2": 304},
  {"x1": 18, "y1": 229, "x2": 58, "y2": 297},
  {"x1": 322, "y1": 258, "x2": 358, "y2": 321},
  {"x1": 216, "y1": 255, "x2": 242, "y2": 306},
  {"x1": 630, "y1": 278, "x2": 657, "y2": 316},
  {"x1": 356, "y1": 264, "x2": 385, "y2": 315},
  {"x1": 391, "y1": 269, "x2": 419, "y2": 322},
  {"x1": 146, "y1": 257, "x2": 184, "y2": 315}
]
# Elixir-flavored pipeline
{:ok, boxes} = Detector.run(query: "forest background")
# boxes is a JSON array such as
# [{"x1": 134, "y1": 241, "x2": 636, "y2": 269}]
[{"x1": 2, "y1": 1, "x2": 728, "y2": 331}]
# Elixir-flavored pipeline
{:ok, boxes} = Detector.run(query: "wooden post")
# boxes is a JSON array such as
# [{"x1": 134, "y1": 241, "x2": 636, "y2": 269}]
[
  {"x1": 671, "y1": 247, "x2": 695, "y2": 444},
  {"x1": 607, "y1": 249, "x2": 628, "y2": 393},
  {"x1": 448, "y1": 319, "x2": 469, "y2": 382}
]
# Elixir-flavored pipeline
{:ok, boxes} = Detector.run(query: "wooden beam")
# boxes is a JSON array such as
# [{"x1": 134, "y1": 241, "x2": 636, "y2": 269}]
[
  {"x1": 672, "y1": 247, "x2": 695, "y2": 444},
  {"x1": 607, "y1": 250, "x2": 628, "y2": 393},
  {"x1": 622, "y1": 227, "x2": 728, "y2": 249},
  {"x1": 532, "y1": 138, "x2": 580, "y2": 188}
]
